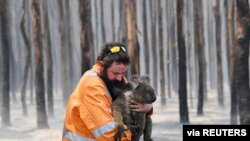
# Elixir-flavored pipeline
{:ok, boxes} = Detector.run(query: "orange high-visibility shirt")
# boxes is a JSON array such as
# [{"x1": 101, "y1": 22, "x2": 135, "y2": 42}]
[{"x1": 62, "y1": 64, "x2": 131, "y2": 141}]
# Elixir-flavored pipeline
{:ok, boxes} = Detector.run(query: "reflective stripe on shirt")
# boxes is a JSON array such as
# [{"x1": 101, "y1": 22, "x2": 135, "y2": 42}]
[
  {"x1": 92, "y1": 120, "x2": 116, "y2": 138},
  {"x1": 84, "y1": 70, "x2": 98, "y2": 77},
  {"x1": 63, "y1": 130, "x2": 96, "y2": 141}
]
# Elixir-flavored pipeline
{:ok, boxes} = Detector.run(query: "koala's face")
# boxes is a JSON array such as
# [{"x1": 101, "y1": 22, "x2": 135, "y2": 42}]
[{"x1": 133, "y1": 82, "x2": 156, "y2": 104}]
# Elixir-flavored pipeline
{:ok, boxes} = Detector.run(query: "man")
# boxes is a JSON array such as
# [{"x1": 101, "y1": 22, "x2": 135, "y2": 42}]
[{"x1": 62, "y1": 42, "x2": 153, "y2": 141}]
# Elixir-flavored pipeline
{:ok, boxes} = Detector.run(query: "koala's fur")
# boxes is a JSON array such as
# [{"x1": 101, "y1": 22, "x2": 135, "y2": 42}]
[{"x1": 111, "y1": 76, "x2": 156, "y2": 141}]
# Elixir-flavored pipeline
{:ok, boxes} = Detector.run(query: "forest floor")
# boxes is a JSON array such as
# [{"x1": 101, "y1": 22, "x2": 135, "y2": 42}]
[{"x1": 0, "y1": 88, "x2": 231, "y2": 141}]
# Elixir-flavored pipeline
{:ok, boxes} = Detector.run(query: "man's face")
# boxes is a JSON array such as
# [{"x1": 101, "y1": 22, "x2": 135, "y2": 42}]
[
  {"x1": 100, "y1": 62, "x2": 128, "y2": 99},
  {"x1": 106, "y1": 62, "x2": 128, "y2": 82}
]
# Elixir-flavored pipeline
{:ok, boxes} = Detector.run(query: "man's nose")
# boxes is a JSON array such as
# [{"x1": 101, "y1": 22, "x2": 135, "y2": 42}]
[{"x1": 116, "y1": 75, "x2": 123, "y2": 81}]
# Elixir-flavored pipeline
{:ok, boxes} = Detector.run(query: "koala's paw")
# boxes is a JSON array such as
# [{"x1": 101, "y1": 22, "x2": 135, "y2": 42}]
[
  {"x1": 144, "y1": 137, "x2": 154, "y2": 141},
  {"x1": 114, "y1": 126, "x2": 127, "y2": 141}
]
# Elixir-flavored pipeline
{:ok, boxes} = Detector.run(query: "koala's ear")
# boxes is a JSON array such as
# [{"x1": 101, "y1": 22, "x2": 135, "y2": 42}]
[
  {"x1": 137, "y1": 81, "x2": 143, "y2": 86},
  {"x1": 139, "y1": 75, "x2": 150, "y2": 84},
  {"x1": 130, "y1": 74, "x2": 140, "y2": 86}
]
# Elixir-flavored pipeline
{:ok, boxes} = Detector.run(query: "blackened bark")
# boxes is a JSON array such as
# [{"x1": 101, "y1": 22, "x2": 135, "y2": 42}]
[
  {"x1": 177, "y1": 0, "x2": 189, "y2": 124},
  {"x1": 226, "y1": 0, "x2": 238, "y2": 124},
  {"x1": 142, "y1": 0, "x2": 149, "y2": 75},
  {"x1": 20, "y1": 0, "x2": 31, "y2": 117},
  {"x1": 100, "y1": 0, "x2": 106, "y2": 43},
  {"x1": 119, "y1": 0, "x2": 127, "y2": 44},
  {"x1": 214, "y1": 0, "x2": 224, "y2": 107},
  {"x1": 57, "y1": 0, "x2": 69, "y2": 106},
  {"x1": 0, "y1": 0, "x2": 11, "y2": 127},
  {"x1": 194, "y1": 0, "x2": 205, "y2": 116},
  {"x1": 41, "y1": 0, "x2": 54, "y2": 118},
  {"x1": 126, "y1": 0, "x2": 140, "y2": 75},
  {"x1": 111, "y1": 0, "x2": 115, "y2": 40},
  {"x1": 31, "y1": 0, "x2": 49, "y2": 128},
  {"x1": 79, "y1": 0, "x2": 93, "y2": 74},
  {"x1": 149, "y1": 1, "x2": 158, "y2": 93},
  {"x1": 235, "y1": 0, "x2": 250, "y2": 125},
  {"x1": 157, "y1": 0, "x2": 166, "y2": 105}
]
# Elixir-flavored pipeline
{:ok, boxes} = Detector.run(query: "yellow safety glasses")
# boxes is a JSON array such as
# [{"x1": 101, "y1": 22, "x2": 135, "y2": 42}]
[{"x1": 110, "y1": 46, "x2": 127, "y2": 54}]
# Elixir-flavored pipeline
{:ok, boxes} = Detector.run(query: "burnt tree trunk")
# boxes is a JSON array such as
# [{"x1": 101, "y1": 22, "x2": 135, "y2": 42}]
[
  {"x1": 20, "y1": 0, "x2": 31, "y2": 117},
  {"x1": 157, "y1": 0, "x2": 166, "y2": 105},
  {"x1": 57, "y1": 0, "x2": 70, "y2": 106},
  {"x1": 100, "y1": 0, "x2": 106, "y2": 43},
  {"x1": 149, "y1": 0, "x2": 158, "y2": 93},
  {"x1": 126, "y1": 0, "x2": 140, "y2": 75},
  {"x1": 0, "y1": 0, "x2": 11, "y2": 127},
  {"x1": 194, "y1": 0, "x2": 205, "y2": 116},
  {"x1": 118, "y1": 0, "x2": 127, "y2": 44},
  {"x1": 177, "y1": 0, "x2": 189, "y2": 124},
  {"x1": 235, "y1": 0, "x2": 250, "y2": 125},
  {"x1": 142, "y1": 0, "x2": 149, "y2": 75},
  {"x1": 31, "y1": 0, "x2": 49, "y2": 128},
  {"x1": 166, "y1": 0, "x2": 173, "y2": 99},
  {"x1": 225, "y1": 0, "x2": 238, "y2": 124},
  {"x1": 79, "y1": 0, "x2": 93, "y2": 74},
  {"x1": 214, "y1": 0, "x2": 224, "y2": 107},
  {"x1": 111, "y1": 0, "x2": 115, "y2": 40},
  {"x1": 41, "y1": 0, "x2": 54, "y2": 118}
]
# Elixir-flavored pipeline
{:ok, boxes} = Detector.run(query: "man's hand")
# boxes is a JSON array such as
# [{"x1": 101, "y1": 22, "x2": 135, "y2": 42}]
[{"x1": 129, "y1": 100, "x2": 153, "y2": 113}]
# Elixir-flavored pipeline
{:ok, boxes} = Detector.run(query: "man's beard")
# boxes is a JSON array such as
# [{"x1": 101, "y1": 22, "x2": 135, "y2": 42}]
[{"x1": 99, "y1": 69, "x2": 126, "y2": 100}]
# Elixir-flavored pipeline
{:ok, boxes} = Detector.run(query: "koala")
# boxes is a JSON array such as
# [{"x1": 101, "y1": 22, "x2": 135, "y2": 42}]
[
  {"x1": 111, "y1": 76, "x2": 156, "y2": 141},
  {"x1": 131, "y1": 75, "x2": 154, "y2": 141}
]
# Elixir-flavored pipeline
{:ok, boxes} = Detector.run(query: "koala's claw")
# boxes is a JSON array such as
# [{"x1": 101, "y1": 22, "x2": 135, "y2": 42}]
[{"x1": 114, "y1": 126, "x2": 127, "y2": 141}]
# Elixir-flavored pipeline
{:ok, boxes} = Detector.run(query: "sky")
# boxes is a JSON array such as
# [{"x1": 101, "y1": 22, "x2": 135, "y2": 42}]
[{"x1": 0, "y1": 88, "x2": 231, "y2": 141}]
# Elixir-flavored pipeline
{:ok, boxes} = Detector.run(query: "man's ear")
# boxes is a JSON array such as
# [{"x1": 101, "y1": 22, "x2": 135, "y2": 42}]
[
  {"x1": 97, "y1": 61, "x2": 103, "y2": 66},
  {"x1": 97, "y1": 61, "x2": 104, "y2": 71}
]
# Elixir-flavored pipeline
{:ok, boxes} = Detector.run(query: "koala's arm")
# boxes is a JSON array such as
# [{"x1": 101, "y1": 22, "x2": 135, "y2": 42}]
[
  {"x1": 112, "y1": 100, "x2": 131, "y2": 141},
  {"x1": 112, "y1": 103, "x2": 125, "y2": 128}
]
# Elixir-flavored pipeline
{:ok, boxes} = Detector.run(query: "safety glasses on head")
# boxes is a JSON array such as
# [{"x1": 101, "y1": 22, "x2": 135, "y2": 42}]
[{"x1": 109, "y1": 45, "x2": 127, "y2": 54}]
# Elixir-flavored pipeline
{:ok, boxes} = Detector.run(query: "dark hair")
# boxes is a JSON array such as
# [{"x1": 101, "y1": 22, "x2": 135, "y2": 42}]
[{"x1": 97, "y1": 42, "x2": 130, "y2": 68}]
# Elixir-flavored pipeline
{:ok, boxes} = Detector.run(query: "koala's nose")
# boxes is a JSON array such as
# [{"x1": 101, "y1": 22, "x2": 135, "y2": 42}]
[
  {"x1": 146, "y1": 93, "x2": 157, "y2": 103},
  {"x1": 152, "y1": 94, "x2": 157, "y2": 102}
]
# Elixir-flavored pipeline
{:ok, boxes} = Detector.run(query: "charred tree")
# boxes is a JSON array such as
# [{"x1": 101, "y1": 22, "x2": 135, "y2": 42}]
[
  {"x1": 166, "y1": 0, "x2": 173, "y2": 99},
  {"x1": 100, "y1": 0, "x2": 106, "y2": 43},
  {"x1": 214, "y1": 0, "x2": 224, "y2": 107},
  {"x1": 111, "y1": 0, "x2": 115, "y2": 40},
  {"x1": 118, "y1": 0, "x2": 127, "y2": 44},
  {"x1": 20, "y1": 0, "x2": 31, "y2": 117},
  {"x1": 226, "y1": 0, "x2": 238, "y2": 124},
  {"x1": 149, "y1": 0, "x2": 158, "y2": 93},
  {"x1": 177, "y1": 0, "x2": 189, "y2": 124},
  {"x1": 126, "y1": 0, "x2": 140, "y2": 75},
  {"x1": 41, "y1": 0, "x2": 54, "y2": 118},
  {"x1": 157, "y1": 0, "x2": 166, "y2": 105},
  {"x1": 0, "y1": 0, "x2": 11, "y2": 127},
  {"x1": 57, "y1": 0, "x2": 70, "y2": 106},
  {"x1": 142, "y1": 0, "x2": 149, "y2": 75},
  {"x1": 31, "y1": 0, "x2": 49, "y2": 128},
  {"x1": 194, "y1": 0, "x2": 205, "y2": 116},
  {"x1": 79, "y1": 0, "x2": 93, "y2": 74},
  {"x1": 235, "y1": 0, "x2": 250, "y2": 125}
]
